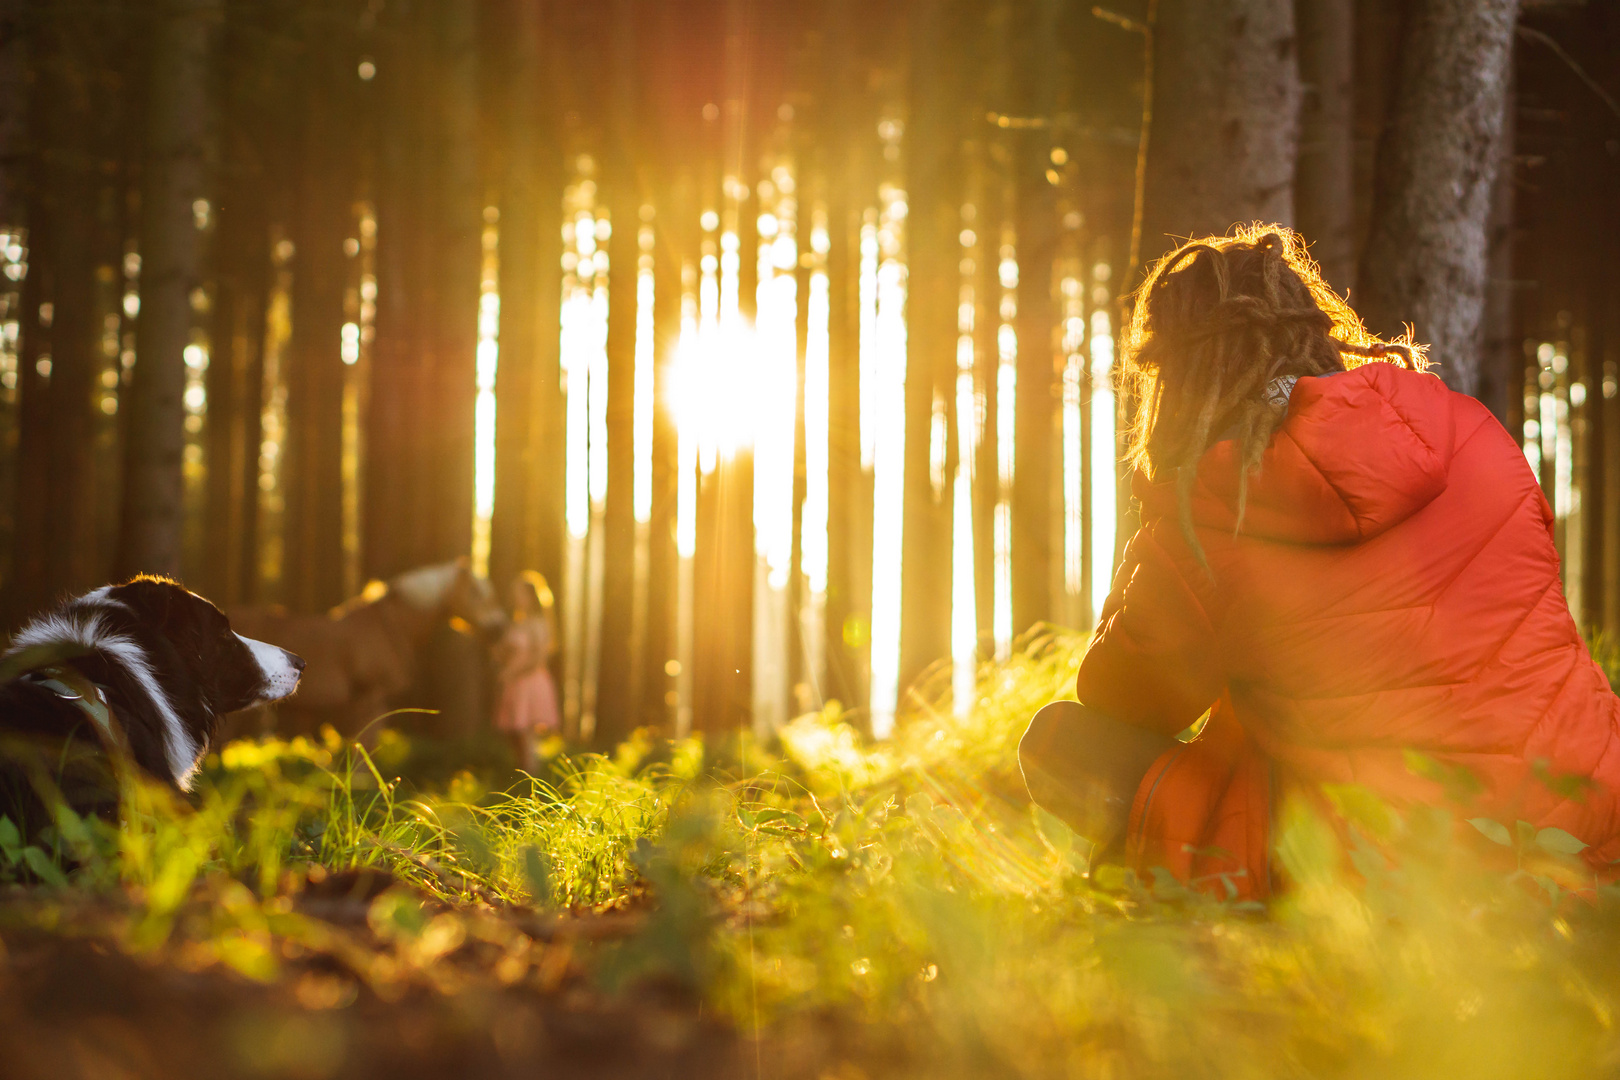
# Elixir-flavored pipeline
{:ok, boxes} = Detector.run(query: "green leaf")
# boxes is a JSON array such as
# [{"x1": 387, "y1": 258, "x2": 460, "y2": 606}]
[
  {"x1": 1322, "y1": 784, "x2": 1398, "y2": 840},
  {"x1": 20, "y1": 846, "x2": 68, "y2": 887},
  {"x1": 1404, "y1": 750, "x2": 1485, "y2": 801},
  {"x1": 1516, "y1": 819, "x2": 1538, "y2": 852},
  {"x1": 1467, "y1": 817, "x2": 1512, "y2": 846},
  {"x1": 1091, "y1": 863, "x2": 1133, "y2": 892},
  {"x1": 1531, "y1": 758, "x2": 1597, "y2": 802},
  {"x1": 735, "y1": 806, "x2": 757, "y2": 829},
  {"x1": 1535, "y1": 827, "x2": 1589, "y2": 856},
  {"x1": 0, "y1": 817, "x2": 20, "y2": 860},
  {"x1": 521, "y1": 845, "x2": 551, "y2": 904}
]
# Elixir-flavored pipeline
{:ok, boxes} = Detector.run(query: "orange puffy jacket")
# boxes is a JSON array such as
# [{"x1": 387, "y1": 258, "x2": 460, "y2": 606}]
[{"x1": 1077, "y1": 362, "x2": 1620, "y2": 898}]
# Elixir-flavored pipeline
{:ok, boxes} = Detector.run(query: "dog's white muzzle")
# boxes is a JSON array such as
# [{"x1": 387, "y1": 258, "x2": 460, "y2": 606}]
[{"x1": 236, "y1": 633, "x2": 305, "y2": 702}]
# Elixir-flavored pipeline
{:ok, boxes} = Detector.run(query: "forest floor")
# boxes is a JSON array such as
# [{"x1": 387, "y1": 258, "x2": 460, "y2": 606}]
[{"x1": 4, "y1": 629, "x2": 1620, "y2": 1080}]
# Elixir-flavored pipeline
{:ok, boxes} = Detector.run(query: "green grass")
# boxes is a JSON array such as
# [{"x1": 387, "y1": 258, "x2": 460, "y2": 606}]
[{"x1": 4, "y1": 627, "x2": 1620, "y2": 1078}]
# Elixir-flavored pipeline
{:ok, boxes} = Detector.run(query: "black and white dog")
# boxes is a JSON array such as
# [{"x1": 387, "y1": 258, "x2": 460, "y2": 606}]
[{"x1": 0, "y1": 576, "x2": 304, "y2": 792}]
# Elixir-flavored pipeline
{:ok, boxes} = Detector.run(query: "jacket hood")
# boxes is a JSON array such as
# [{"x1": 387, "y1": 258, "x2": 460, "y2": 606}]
[{"x1": 1136, "y1": 363, "x2": 1457, "y2": 545}]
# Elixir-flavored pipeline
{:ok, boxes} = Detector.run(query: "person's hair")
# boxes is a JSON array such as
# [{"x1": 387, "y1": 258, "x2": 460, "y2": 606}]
[
  {"x1": 512, "y1": 570, "x2": 558, "y2": 656},
  {"x1": 1121, "y1": 223, "x2": 1428, "y2": 569},
  {"x1": 513, "y1": 570, "x2": 555, "y2": 613}
]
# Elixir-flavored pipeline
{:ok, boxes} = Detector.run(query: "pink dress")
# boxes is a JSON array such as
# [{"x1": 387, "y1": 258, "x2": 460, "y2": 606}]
[{"x1": 494, "y1": 617, "x2": 560, "y2": 735}]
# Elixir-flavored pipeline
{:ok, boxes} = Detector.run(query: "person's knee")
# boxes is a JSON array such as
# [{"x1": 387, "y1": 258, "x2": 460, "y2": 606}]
[
  {"x1": 1017, "y1": 699, "x2": 1175, "y2": 852},
  {"x1": 1019, "y1": 700, "x2": 1083, "y2": 778}
]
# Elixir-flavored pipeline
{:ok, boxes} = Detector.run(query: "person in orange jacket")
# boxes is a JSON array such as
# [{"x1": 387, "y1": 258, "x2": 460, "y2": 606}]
[{"x1": 1019, "y1": 225, "x2": 1620, "y2": 900}]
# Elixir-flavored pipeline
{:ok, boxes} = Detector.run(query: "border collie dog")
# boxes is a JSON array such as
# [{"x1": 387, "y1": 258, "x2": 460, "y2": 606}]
[{"x1": 1, "y1": 577, "x2": 304, "y2": 792}]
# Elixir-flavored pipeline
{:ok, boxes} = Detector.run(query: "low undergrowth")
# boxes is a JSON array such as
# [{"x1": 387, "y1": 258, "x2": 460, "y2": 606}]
[{"x1": 3, "y1": 628, "x2": 1620, "y2": 1079}]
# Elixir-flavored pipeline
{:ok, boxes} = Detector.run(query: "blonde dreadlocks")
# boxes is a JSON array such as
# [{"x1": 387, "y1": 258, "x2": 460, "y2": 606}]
[{"x1": 1121, "y1": 224, "x2": 1428, "y2": 569}]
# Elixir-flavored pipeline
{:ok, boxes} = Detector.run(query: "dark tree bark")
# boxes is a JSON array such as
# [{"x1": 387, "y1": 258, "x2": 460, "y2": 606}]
[
  {"x1": 282, "y1": 5, "x2": 357, "y2": 613},
  {"x1": 118, "y1": 0, "x2": 222, "y2": 580},
  {"x1": 1137, "y1": 0, "x2": 1302, "y2": 269},
  {"x1": 489, "y1": 0, "x2": 560, "y2": 596},
  {"x1": 421, "y1": 0, "x2": 482, "y2": 566},
  {"x1": 202, "y1": 0, "x2": 289, "y2": 606},
  {"x1": 1356, "y1": 0, "x2": 1519, "y2": 395},
  {"x1": 594, "y1": 0, "x2": 641, "y2": 747},
  {"x1": 899, "y1": 0, "x2": 959, "y2": 694},
  {"x1": 368, "y1": 0, "x2": 480, "y2": 577},
  {"x1": 365, "y1": 0, "x2": 430, "y2": 581},
  {"x1": 1295, "y1": 0, "x2": 1355, "y2": 293},
  {"x1": 693, "y1": 0, "x2": 755, "y2": 735},
  {"x1": 7, "y1": 149, "x2": 50, "y2": 625},
  {"x1": 38, "y1": 3, "x2": 107, "y2": 600},
  {"x1": 202, "y1": 193, "x2": 266, "y2": 604},
  {"x1": 972, "y1": 6, "x2": 1008, "y2": 655},
  {"x1": 0, "y1": 0, "x2": 28, "y2": 611},
  {"x1": 1010, "y1": 0, "x2": 1061, "y2": 638},
  {"x1": 1476, "y1": 64, "x2": 1516, "y2": 428},
  {"x1": 640, "y1": 0, "x2": 689, "y2": 732},
  {"x1": 821, "y1": 0, "x2": 872, "y2": 717},
  {"x1": 0, "y1": 0, "x2": 25, "y2": 232}
]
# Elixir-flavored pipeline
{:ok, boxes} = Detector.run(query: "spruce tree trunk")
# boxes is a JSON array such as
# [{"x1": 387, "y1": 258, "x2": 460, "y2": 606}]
[
  {"x1": 422, "y1": 0, "x2": 481, "y2": 565},
  {"x1": 821, "y1": 0, "x2": 872, "y2": 716},
  {"x1": 899, "y1": 0, "x2": 958, "y2": 695},
  {"x1": 202, "y1": 165, "x2": 269, "y2": 608},
  {"x1": 641, "y1": 0, "x2": 687, "y2": 732},
  {"x1": 38, "y1": 3, "x2": 106, "y2": 599},
  {"x1": 1010, "y1": 0, "x2": 1061, "y2": 638},
  {"x1": 282, "y1": 8, "x2": 356, "y2": 613},
  {"x1": 1137, "y1": 0, "x2": 1302, "y2": 268},
  {"x1": 595, "y1": 0, "x2": 640, "y2": 747},
  {"x1": 1477, "y1": 65, "x2": 1516, "y2": 428},
  {"x1": 0, "y1": 0, "x2": 25, "y2": 231},
  {"x1": 118, "y1": 0, "x2": 221, "y2": 580},
  {"x1": 488, "y1": 0, "x2": 548, "y2": 595},
  {"x1": 1356, "y1": 0, "x2": 1519, "y2": 396},
  {"x1": 202, "y1": 0, "x2": 282, "y2": 606},
  {"x1": 7, "y1": 128, "x2": 50, "y2": 623},
  {"x1": 1295, "y1": 0, "x2": 1355, "y2": 293},
  {"x1": 365, "y1": 0, "x2": 429, "y2": 581}
]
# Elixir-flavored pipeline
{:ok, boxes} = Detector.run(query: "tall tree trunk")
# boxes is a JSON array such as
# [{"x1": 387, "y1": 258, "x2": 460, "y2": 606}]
[
  {"x1": 594, "y1": 0, "x2": 640, "y2": 747},
  {"x1": 1137, "y1": 0, "x2": 1302, "y2": 269},
  {"x1": 489, "y1": 0, "x2": 550, "y2": 594},
  {"x1": 1476, "y1": 64, "x2": 1516, "y2": 428},
  {"x1": 899, "y1": 0, "x2": 958, "y2": 696},
  {"x1": 202, "y1": 0, "x2": 277, "y2": 606},
  {"x1": 365, "y1": 0, "x2": 429, "y2": 581},
  {"x1": 0, "y1": 0, "x2": 25, "y2": 231},
  {"x1": 282, "y1": 6, "x2": 356, "y2": 613},
  {"x1": 421, "y1": 0, "x2": 481, "y2": 565},
  {"x1": 0, "y1": 0, "x2": 28, "y2": 612},
  {"x1": 1295, "y1": 0, "x2": 1354, "y2": 293},
  {"x1": 202, "y1": 172, "x2": 269, "y2": 608},
  {"x1": 7, "y1": 120, "x2": 50, "y2": 624},
  {"x1": 821, "y1": 0, "x2": 871, "y2": 717},
  {"x1": 693, "y1": 0, "x2": 756, "y2": 734},
  {"x1": 641, "y1": 0, "x2": 689, "y2": 732},
  {"x1": 1010, "y1": 0, "x2": 1061, "y2": 639},
  {"x1": 1356, "y1": 0, "x2": 1518, "y2": 395},
  {"x1": 39, "y1": 3, "x2": 106, "y2": 599},
  {"x1": 118, "y1": 0, "x2": 221, "y2": 580}
]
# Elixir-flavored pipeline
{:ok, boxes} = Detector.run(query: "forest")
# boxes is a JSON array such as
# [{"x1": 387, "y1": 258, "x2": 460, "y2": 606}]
[{"x1": 1, "y1": 0, "x2": 1619, "y2": 1077}]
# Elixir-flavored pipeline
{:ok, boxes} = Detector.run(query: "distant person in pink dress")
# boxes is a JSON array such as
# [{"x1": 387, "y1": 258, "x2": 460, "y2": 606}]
[{"x1": 494, "y1": 571, "x2": 560, "y2": 773}]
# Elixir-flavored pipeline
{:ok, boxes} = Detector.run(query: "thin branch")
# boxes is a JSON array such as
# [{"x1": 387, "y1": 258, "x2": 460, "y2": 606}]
[
  {"x1": 1091, "y1": 7, "x2": 1148, "y2": 34},
  {"x1": 1123, "y1": 0, "x2": 1159, "y2": 290},
  {"x1": 1517, "y1": 25, "x2": 1620, "y2": 125}
]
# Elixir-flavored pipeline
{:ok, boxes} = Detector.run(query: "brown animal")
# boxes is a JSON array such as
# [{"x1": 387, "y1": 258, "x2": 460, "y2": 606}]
[{"x1": 226, "y1": 560, "x2": 507, "y2": 738}]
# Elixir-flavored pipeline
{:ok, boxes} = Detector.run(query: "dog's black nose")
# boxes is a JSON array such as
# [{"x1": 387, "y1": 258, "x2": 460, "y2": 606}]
[{"x1": 287, "y1": 650, "x2": 307, "y2": 673}]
